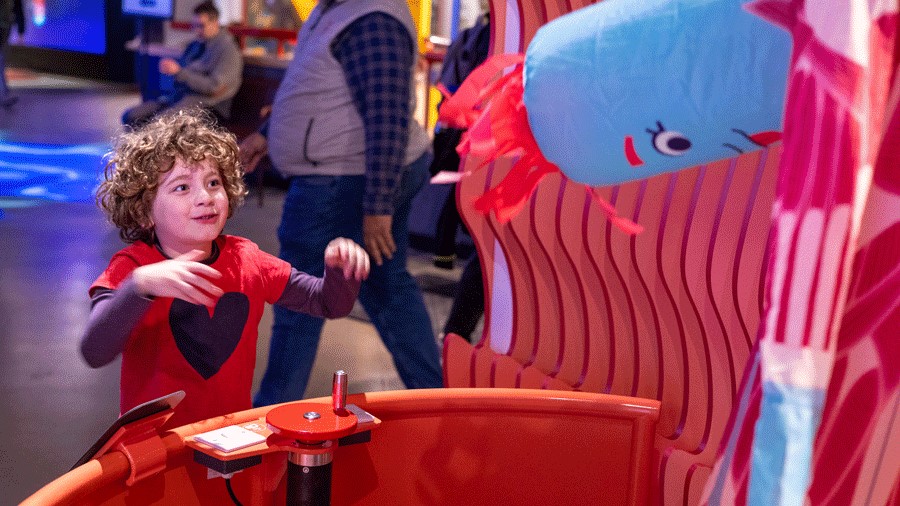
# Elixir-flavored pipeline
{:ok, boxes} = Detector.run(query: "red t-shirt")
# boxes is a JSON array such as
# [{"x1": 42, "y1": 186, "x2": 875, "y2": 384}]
[{"x1": 91, "y1": 235, "x2": 291, "y2": 428}]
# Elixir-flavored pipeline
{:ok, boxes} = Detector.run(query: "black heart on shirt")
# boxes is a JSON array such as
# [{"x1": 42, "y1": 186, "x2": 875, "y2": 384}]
[{"x1": 169, "y1": 293, "x2": 250, "y2": 380}]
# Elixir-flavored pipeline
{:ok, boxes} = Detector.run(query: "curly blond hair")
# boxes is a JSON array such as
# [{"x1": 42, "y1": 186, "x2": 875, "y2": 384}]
[{"x1": 97, "y1": 109, "x2": 247, "y2": 244}]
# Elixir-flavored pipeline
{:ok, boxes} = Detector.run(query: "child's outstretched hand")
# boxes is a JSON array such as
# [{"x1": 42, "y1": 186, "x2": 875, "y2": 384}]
[
  {"x1": 132, "y1": 250, "x2": 224, "y2": 306},
  {"x1": 325, "y1": 238, "x2": 370, "y2": 281}
]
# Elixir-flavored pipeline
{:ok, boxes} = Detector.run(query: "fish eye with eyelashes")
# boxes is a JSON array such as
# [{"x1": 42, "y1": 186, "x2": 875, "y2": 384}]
[{"x1": 646, "y1": 121, "x2": 692, "y2": 156}]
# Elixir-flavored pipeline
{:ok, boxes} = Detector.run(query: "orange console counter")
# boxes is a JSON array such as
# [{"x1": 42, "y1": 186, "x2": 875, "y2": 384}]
[{"x1": 23, "y1": 389, "x2": 658, "y2": 506}]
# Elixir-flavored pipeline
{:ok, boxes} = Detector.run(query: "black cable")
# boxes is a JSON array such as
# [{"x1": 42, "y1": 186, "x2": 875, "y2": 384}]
[{"x1": 224, "y1": 477, "x2": 244, "y2": 506}]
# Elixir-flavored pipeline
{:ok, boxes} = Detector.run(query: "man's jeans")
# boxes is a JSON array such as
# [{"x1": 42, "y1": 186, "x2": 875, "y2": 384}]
[{"x1": 254, "y1": 153, "x2": 443, "y2": 406}]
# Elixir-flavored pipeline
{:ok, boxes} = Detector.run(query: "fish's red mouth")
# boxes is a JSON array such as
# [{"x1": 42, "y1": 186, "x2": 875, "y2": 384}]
[
  {"x1": 734, "y1": 129, "x2": 782, "y2": 147},
  {"x1": 748, "y1": 130, "x2": 781, "y2": 146},
  {"x1": 624, "y1": 135, "x2": 644, "y2": 167}
]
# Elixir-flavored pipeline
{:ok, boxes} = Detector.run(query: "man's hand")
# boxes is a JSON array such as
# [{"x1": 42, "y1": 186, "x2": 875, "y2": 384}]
[
  {"x1": 131, "y1": 250, "x2": 223, "y2": 306},
  {"x1": 363, "y1": 215, "x2": 395, "y2": 266},
  {"x1": 239, "y1": 132, "x2": 268, "y2": 174},
  {"x1": 159, "y1": 58, "x2": 181, "y2": 76},
  {"x1": 324, "y1": 237, "x2": 370, "y2": 281}
]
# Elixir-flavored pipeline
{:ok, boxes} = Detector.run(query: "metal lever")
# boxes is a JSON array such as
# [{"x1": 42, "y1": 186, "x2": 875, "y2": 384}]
[{"x1": 332, "y1": 370, "x2": 347, "y2": 414}]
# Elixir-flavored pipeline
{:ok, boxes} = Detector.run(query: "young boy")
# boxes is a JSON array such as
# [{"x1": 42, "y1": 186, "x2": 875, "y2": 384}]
[{"x1": 80, "y1": 111, "x2": 370, "y2": 429}]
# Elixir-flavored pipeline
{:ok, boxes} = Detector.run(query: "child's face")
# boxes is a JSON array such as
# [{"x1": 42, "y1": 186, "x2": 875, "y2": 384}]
[{"x1": 151, "y1": 157, "x2": 228, "y2": 258}]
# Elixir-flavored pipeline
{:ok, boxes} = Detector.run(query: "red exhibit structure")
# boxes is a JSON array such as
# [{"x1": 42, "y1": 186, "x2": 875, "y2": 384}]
[{"x1": 24, "y1": 384, "x2": 659, "y2": 505}]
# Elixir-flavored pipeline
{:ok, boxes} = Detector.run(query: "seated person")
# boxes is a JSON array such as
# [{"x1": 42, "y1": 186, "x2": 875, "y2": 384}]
[{"x1": 123, "y1": 1, "x2": 243, "y2": 127}]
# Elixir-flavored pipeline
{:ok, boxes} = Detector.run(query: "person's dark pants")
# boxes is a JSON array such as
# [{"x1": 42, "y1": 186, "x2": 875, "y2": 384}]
[
  {"x1": 0, "y1": 38, "x2": 13, "y2": 105},
  {"x1": 254, "y1": 153, "x2": 443, "y2": 405},
  {"x1": 443, "y1": 254, "x2": 484, "y2": 343}
]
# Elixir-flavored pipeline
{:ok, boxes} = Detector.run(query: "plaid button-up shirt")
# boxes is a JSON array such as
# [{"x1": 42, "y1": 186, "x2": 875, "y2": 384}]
[{"x1": 331, "y1": 12, "x2": 414, "y2": 216}]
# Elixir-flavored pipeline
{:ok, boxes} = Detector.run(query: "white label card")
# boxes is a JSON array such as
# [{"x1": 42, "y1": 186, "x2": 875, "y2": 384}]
[{"x1": 193, "y1": 425, "x2": 267, "y2": 452}]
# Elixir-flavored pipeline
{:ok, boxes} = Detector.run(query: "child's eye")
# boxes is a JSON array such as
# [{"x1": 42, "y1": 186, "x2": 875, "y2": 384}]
[
  {"x1": 208, "y1": 179, "x2": 221, "y2": 187},
  {"x1": 173, "y1": 184, "x2": 188, "y2": 192}
]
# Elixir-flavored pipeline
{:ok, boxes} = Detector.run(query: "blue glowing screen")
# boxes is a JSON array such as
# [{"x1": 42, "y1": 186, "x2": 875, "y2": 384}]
[{"x1": 16, "y1": 1, "x2": 107, "y2": 55}]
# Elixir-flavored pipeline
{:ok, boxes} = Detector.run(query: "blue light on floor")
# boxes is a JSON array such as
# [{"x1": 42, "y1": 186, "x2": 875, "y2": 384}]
[{"x1": 0, "y1": 141, "x2": 109, "y2": 206}]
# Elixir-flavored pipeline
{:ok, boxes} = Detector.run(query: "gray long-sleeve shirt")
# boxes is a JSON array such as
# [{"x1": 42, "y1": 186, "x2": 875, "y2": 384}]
[{"x1": 174, "y1": 29, "x2": 244, "y2": 118}]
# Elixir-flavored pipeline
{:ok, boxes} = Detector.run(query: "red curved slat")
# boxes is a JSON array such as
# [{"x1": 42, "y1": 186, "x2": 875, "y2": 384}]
[
  {"x1": 527, "y1": 175, "x2": 567, "y2": 377},
  {"x1": 555, "y1": 178, "x2": 594, "y2": 387},
  {"x1": 626, "y1": 179, "x2": 666, "y2": 401},
  {"x1": 487, "y1": 161, "x2": 541, "y2": 364},
  {"x1": 443, "y1": 333, "x2": 474, "y2": 387}
]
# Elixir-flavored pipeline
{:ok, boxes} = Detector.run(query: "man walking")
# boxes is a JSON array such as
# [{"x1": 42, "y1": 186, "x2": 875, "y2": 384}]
[{"x1": 240, "y1": 0, "x2": 442, "y2": 404}]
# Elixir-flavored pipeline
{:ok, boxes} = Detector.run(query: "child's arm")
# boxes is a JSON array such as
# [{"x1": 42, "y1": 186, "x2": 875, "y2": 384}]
[
  {"x1": 80, "y1": 251, "x2": 223, "y2": 368},
  {"x1": 80, "y1": 278, "x2": 152, "y2": 368},
  {"x1": 129, "y1": 250, "x2": 223, "y2": 305},
  {"x1": 275, "y1": 238, "x2": 369, "y2": 318}
]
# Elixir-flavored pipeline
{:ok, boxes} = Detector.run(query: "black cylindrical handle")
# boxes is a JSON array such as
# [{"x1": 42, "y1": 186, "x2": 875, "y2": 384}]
[{"x1": 286, "y1": 460, "x2": 332, "y2": 506}]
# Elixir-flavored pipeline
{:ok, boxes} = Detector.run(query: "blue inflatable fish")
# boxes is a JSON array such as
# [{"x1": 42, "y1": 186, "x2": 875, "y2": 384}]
[{"x1": 523, "y1": 0, "x2": 792, "y2": 187}]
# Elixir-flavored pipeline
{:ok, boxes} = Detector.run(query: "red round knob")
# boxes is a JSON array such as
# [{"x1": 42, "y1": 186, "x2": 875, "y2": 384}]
[{"x1": 266, "y1": 403, "x2": 358, "y2": 443}]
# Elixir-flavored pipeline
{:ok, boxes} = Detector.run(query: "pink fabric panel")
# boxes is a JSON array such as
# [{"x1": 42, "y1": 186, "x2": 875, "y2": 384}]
[{"x1": 702, "y1": 3, "x2": 898, "y2": 504}]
